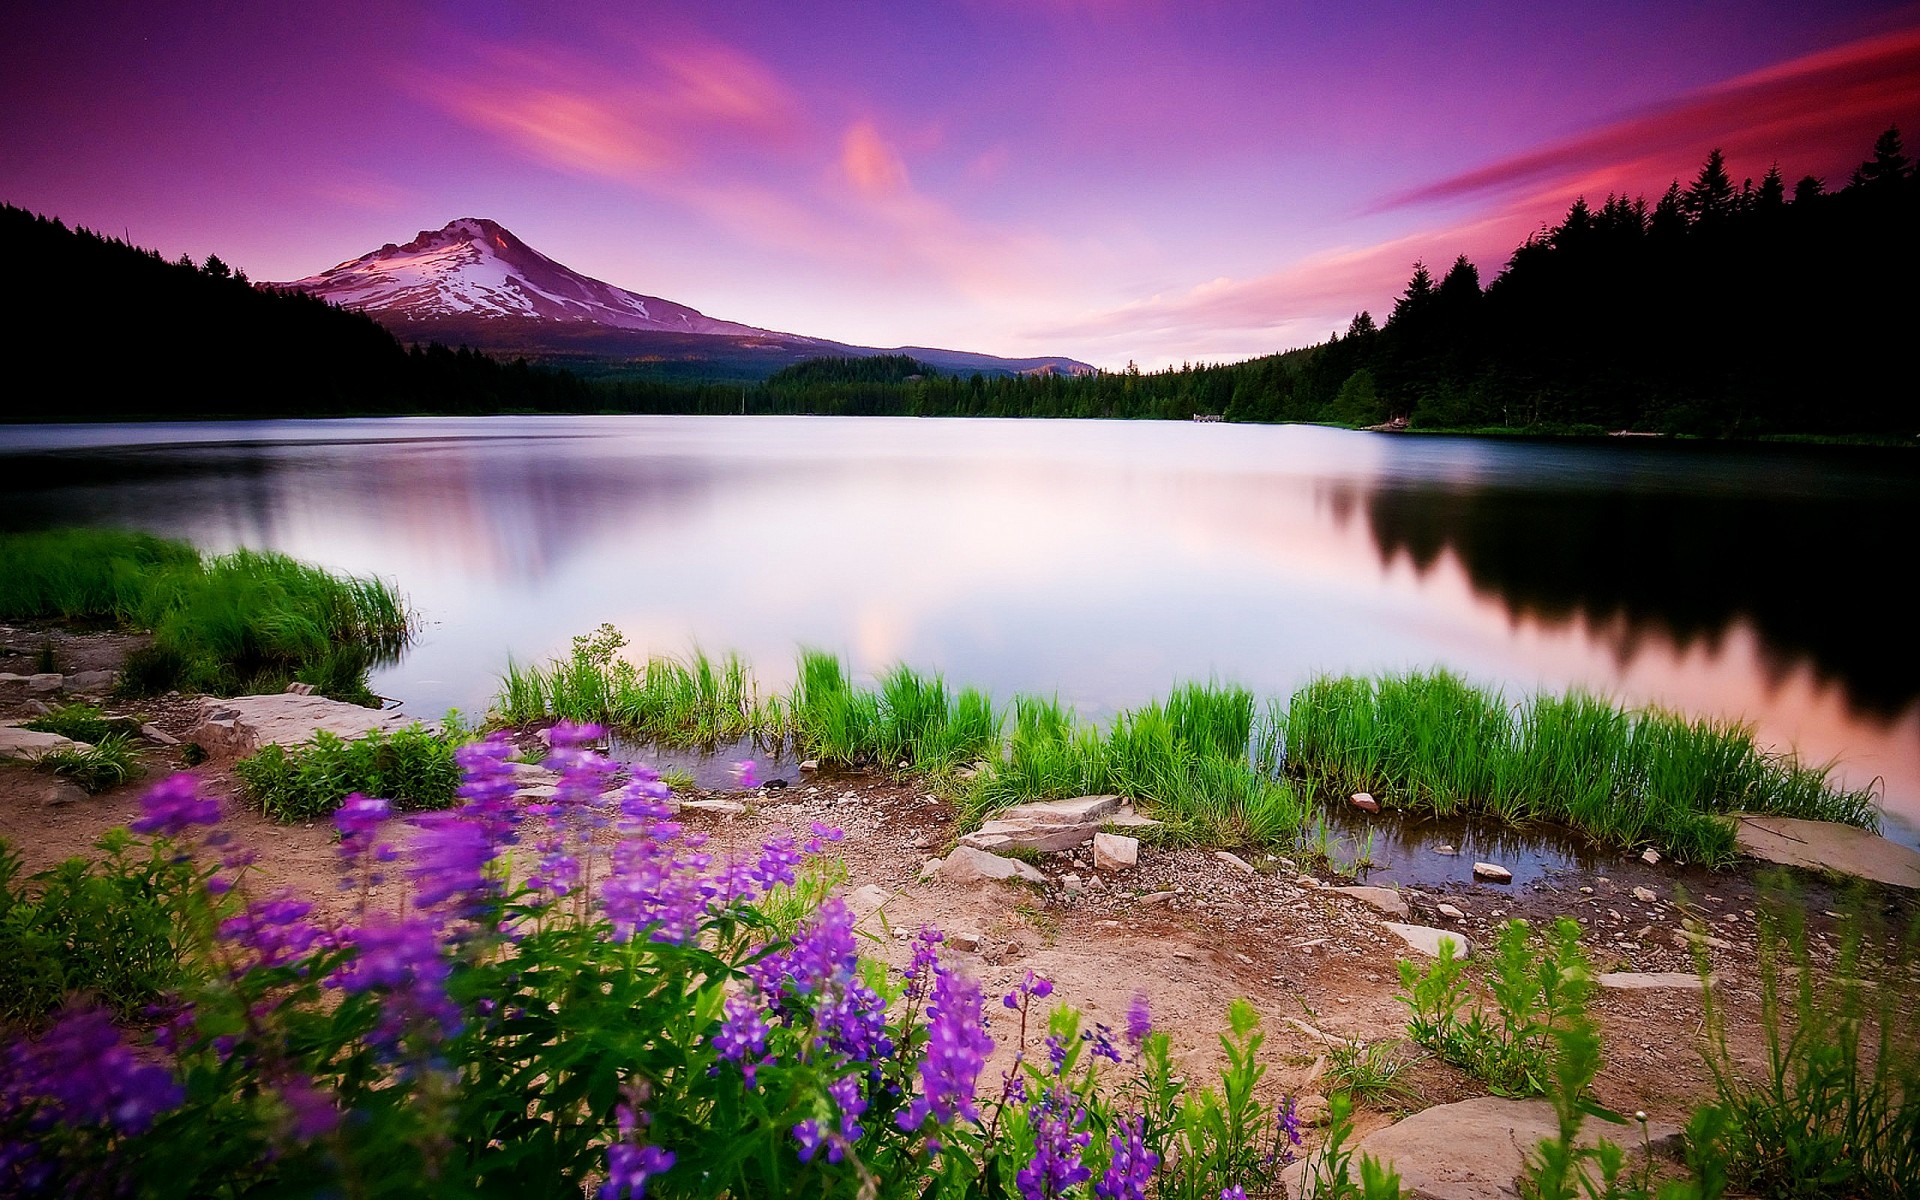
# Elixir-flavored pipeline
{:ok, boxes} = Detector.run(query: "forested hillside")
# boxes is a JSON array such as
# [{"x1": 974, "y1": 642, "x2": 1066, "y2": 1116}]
[
  {"x1": 652, "y1": 129, "x2": 1918, "y2": 436},
  {"x1": 2, "y1": 205, "x2": 590, "y2": 419}
]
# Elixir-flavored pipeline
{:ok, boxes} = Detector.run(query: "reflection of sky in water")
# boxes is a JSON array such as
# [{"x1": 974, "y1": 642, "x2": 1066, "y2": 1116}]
[{"x1": 3, "y1": 416, "x2": 1915, "y2": 841}]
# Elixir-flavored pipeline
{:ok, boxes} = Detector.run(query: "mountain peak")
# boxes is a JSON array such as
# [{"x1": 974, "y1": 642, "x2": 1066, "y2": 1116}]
[
  {"x1": 272, "y1": 218, "x2": 1095, "y2": 378},
  {"x1": 273, "y1": 217, "x2": 768, "y2": 335}
]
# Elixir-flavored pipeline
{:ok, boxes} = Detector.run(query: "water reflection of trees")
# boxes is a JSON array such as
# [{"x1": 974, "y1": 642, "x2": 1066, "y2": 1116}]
[{"x1": 1361, "y1": 472, "x2": 1920, "y2": 718}]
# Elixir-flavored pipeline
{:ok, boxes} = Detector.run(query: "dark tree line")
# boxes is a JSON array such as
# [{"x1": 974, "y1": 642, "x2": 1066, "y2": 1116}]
[
  {"x1": 2, "y1": 205, "x2": 592, "y2": 419},
  {"x1": 660, "y1": 128, "x2": 1919, "y2": 437},
  {"x1": 11, "y1": 127, "x2": 1915, "y2": 435}
]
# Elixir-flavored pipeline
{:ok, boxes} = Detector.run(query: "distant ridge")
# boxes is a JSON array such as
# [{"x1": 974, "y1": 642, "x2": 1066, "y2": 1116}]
[{"x1": 272, "y1": 219, "x2": 1095, "y2": 380}]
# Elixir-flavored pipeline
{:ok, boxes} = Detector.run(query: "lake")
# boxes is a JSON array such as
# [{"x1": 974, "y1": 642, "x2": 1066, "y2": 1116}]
[{"x1": 3, "y1": 415, "x2": 1915, "y2": 846}]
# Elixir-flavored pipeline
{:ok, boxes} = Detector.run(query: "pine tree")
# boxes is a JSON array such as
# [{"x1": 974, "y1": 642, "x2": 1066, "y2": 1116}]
[
  {"x1": 1757, "y1": 164, "x2": 1786, "y2": 211},
  {"x1": 1849, "y1": 125, "x2": 1912, "y2": 189},
  {"x1": 1681, "y1": 149, "x2": 1736, "y2": 224}
]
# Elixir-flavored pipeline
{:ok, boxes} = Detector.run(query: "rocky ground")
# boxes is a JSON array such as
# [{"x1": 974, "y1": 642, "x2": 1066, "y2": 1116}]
[{"x1": 4, "y1": 620, "x2": 1917, "y2": 1189}]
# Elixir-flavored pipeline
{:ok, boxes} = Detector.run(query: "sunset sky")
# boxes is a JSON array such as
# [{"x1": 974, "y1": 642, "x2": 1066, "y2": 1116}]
[{"x1": 6, "y1": 1, "x2": 1918, "y2": 369}]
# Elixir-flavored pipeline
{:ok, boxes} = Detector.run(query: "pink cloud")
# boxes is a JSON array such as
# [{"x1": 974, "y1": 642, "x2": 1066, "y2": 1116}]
[
  {"x1": 841, "y1": 120, "x2": 910, "y2": 196},
  {"x1": 1383, "y1": 24, "x2": 1920, "y2": 211},
  {"x1": 411, "y1": 35, "x2": 799, "y2": 182}
]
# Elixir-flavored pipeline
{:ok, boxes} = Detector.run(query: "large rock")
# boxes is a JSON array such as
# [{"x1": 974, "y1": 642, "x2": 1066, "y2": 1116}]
[
  {"x1": 928, "y1": 845, "x2": 1047, "y2": 886},
  {"x1": 1281, "y1": 1096, "x2": 1682, "y2": 1199},
  {"x1": 63, "y1": 670, "x2": 118, "y2": 694},
  {"x1": 959, "y1": 794, "x2": 1127, "y2": 854},
  {"x1": 1733, "y1": 814, "x2": 1920, "y2": 890},
  {"x1": 1382, "y1": 923, "x2": 1472, "y2": 959},
  {"x1": 1092, "y1": 832, "x2": 1139, "y2": 872},
  {"x1": 1330, "y1": 885, "x2": 1408, "y2": 918},
  {"x1": 0, "y1": 724, "x2": 87, "y2": 761},
  {"x1": 187, "y1": 694, "x2": 426, "y2": 761}
]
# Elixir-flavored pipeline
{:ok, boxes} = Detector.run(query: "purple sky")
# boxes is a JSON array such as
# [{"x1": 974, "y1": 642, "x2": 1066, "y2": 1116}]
[{"x1": 6, "y1": 1, "x2": 1918, "y2": 368}]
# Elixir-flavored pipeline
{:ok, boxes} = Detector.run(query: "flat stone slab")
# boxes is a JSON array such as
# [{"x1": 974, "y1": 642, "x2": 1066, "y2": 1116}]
[
  {"x1": 188, "y1": 694, "x2": 425, "y2": 761},
  {"x1": 1330, "y1": 885, "x2": 1408, "y2": 918},
  {"x1": 928, "y1": 845, "x2": 1047, "y2": 886},
  {"x1": 1282, "y1": 1096, "x2": 1681, "y2": 1199},
  {"x1": 1734, "y1": 814, "x2": 1920, "y2": 890},
  {"x1": 1382, "y1": 922, "x2": 1472, "y2": 959},
  {"x1": 0, "y1": 724, "x2": 87, "y2": 760},
  {"x1": 1598, "y1": 971, "x2": 1707, "y2": 991},
  {"x1": 959, "y1": 794, "x2": 1128, "y2": 854}
]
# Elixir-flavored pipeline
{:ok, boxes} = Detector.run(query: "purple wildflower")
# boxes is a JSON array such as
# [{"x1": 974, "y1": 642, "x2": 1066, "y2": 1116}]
[
  {"x1": 712, "y1": 996, "x2": 770, "y2": 1085},
  {"x1": 1270, "y1": 1096, "x2": 1303, "y2": 1167},
  {"x1": 601, "y1": 806, "x2": 711, "y2": 945},
  {"x1": 1220, "y1": 1187, "x2": 1248, "y2": 1200},
  {"x1": 1095, "y1": 1114, "x2": 1159, "y2": 1200},
  {"x1": 806, "y1": 821, "x2": 844, "y2": 853},
  {"x1": 733, "y1": 759, "x2": 759, "y2": 789},
  {"x1": 1017, "y1": 1087, "x2": 1092, "y2": 1200},
  {"x1": 753, "y1": 835, "x2": 803, "y2": 893},
  {"x1": 1045, "y1": 1034, "x2": 1069, "y2": 1075},
  {"x1": 129, "y1": 773, "x2": 221, "y2": 838},
  {"x1": 453, "y1": 734, "x2": 525, "y2": 841},
  {"x1": 407, "y1": 810, "x2": 496, "y2": 918},
  {"x1": 4, "y1": 1004, "x2": 182, "y2": 1135},
  {"x1": 895, "y1": 967, "x2": 993, "y2": 1134},
  {"x1": 601, "y1": 1103, "x2": 673, "y2": 1200},
  {"x1": 1081, "y1": 1023, "x2": 1122, "y2": 1066},
  {"x1": 1004, "y1": 969, "x2": 1054, "y2": 1009},
  {"x1": 602, "y1": 1143, "x2": 674, "y2": 1200},
  {"x1": 334, "y1": 793, "x2": 391, "y2": 853},
  {"x1": 219, "y1": 892, "x2": 324, "y2": 970},
  {"x1": 903, "y1": 926, "x2": 945, "y2": 1003},
  {"x1": 1125, "y1": 993, "x2": 1152, "y2": 1050},
  {"x1": 279, "y1": 1074, "x2": 341, "y2": 1142},
  {"x1": 329, "y1": 916, "x2": 460, "y2": 1047}
]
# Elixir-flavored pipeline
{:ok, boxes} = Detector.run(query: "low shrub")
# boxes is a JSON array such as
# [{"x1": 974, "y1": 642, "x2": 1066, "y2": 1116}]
[
  {"x1": 1397, "y1": 917, "x2": 1593, "y2": 1098},
  {"x1": 0, "y1": 829, "x2": 210, "y2": 1027},
  {"x1": 235, "y1": 723, "x2": 462, "y2": 822}
]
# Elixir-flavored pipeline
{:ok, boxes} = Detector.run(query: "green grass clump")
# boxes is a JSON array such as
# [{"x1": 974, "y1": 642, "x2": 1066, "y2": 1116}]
[
  {"x1": 0, "y1": 529, "x2": 409, "y2": 703},
  {"x1": 0, "y1": 832, "x2": 205, "y2": 1026},
  {"x1": 965, "y1": 683, "x2": 1301, "y2": 849},
  {"x1": 235, "y1": 724, "x2": 461, "y2": 822},
  {"x1": 23, "y1": 702, "x2": 114, "y2": 745},
  {"x1": 496, "y1": 624, "x2": 788, "y2": 746},
  {"x1": 32, "y1": 733, "x2": 144, "y2": 794},
  {"x1": 1282, "y1": 670, "x2": 1879, "y2": 864}
]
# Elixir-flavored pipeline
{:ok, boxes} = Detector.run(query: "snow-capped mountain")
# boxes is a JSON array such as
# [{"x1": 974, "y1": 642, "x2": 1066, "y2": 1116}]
[
  {"x1": 272, "y1": 217, "x2": 802, "y2": 339},
  {"x1": 272, "y1": 218, "x2": 1093, "y2": 378}
]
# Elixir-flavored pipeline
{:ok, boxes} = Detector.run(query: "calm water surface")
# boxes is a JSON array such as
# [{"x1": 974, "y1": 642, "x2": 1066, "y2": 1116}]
[{"x1": 4, "y1": 416, "x2": 1915, "y2": 847}]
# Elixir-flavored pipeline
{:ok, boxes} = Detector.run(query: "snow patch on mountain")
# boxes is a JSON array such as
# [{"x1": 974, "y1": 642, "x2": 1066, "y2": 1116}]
[{"x1": 271, "y1": 218, "x2": 791, "y2": 339}]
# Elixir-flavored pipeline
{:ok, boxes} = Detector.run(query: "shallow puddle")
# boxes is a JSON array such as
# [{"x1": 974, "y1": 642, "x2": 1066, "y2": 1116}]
[
  {"x1": 1307, "y1": 804, "x2": 1614, "y2": 890},
  {"x1": 606, "y1": 733, "x2": 802, "y2": 791}
]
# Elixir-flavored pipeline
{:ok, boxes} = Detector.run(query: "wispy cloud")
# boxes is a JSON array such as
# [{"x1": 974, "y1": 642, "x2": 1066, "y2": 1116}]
[
  {"x1": 1382, "y1": 24, "x2": 1920, "y2": 211},
  {"x1": 415, "y1": 33, "x2": 1065, "y2": 311},
  {"x1": 411, "y1": 34, "x2": 799, "y2": 181}
]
